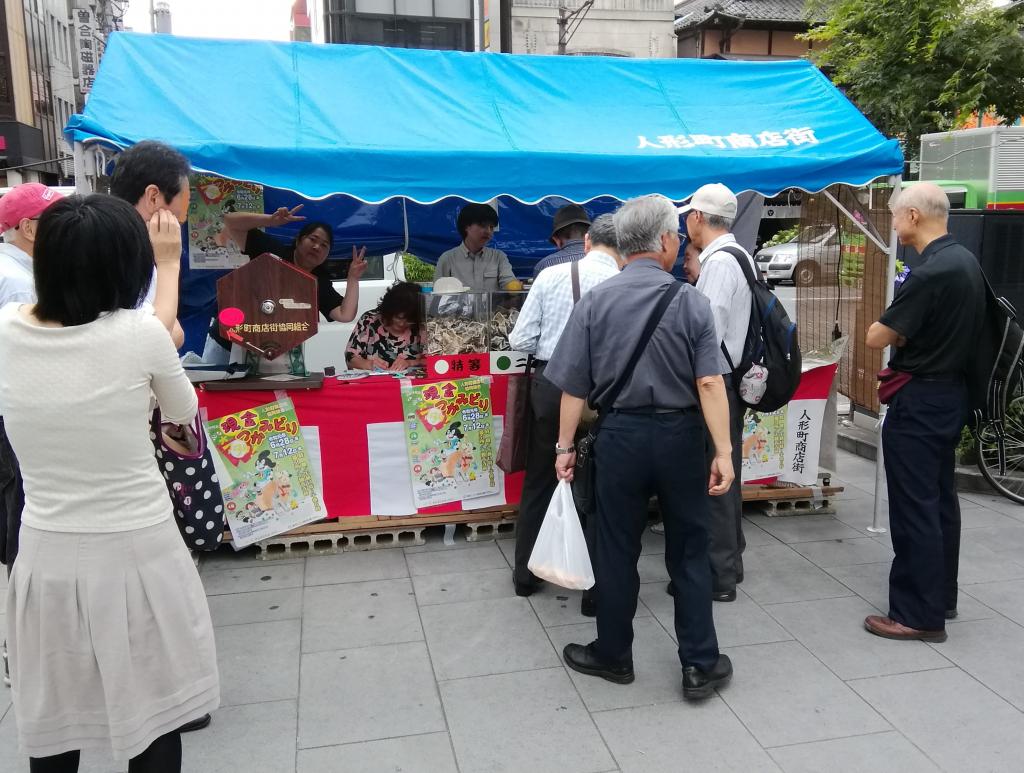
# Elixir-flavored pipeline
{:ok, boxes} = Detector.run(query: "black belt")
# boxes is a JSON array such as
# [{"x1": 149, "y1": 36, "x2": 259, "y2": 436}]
[
  {"x1": 610, "y1": 407, "x2": 698, "y2": 415},
  {"x1": 532, "y1": 359, "x2": 548, "y2": 368},
  {"x1": 915, "y1": 373, "x2": 962, "y2": 383}
]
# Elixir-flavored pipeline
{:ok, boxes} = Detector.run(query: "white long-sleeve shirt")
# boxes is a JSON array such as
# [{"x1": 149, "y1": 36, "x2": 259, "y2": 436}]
[
  {"x1": 510, "y1": 249, "x2": 619, "y2": 360},
  {"x1": 0, "y1": 242, "x2": 36, "y2": 308},
  {"x1": 695, "y1": 233, "x2": 756, "y2": 366},
  {"x1": 0, "y1": 305, "x2": 198, "y2": 533}
]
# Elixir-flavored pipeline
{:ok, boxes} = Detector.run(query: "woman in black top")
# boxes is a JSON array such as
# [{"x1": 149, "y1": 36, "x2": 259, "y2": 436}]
[
  {"x1": 221, "y1": 204, "x2": 368, "y2": 321},
  {"x1": 204, "y1": 206, "x2": 368, "y2": 358}
]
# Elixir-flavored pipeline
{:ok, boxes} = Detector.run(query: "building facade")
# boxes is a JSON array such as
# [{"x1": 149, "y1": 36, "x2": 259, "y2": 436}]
[
  {"x1": 510, "y1": 0, "x2": 675, "y2": 58},
  {"x1": 674, "y1": 0, "x2": 821, "y2": 59},
  {"x1": 291, "y1": 0, "x2": 312, "y2": 41},
  {"x1": 305, "y1": 0, "x2": 498, "y2": 52},
  {"x1": 0, "y1": 0, "x2": 119, "y2": 185}
]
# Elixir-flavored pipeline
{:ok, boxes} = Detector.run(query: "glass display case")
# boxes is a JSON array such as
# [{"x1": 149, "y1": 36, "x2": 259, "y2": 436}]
[
  {"x1": 488, "y1": 290, "x2": 528, "y2": 352},
  {"x1": 423, "y1": 290, "x2": 491, "y2": 356}
]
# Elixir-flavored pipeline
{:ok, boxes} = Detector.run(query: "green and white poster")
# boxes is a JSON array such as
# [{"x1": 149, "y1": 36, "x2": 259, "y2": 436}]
[
  {"x1": 187, "y1": 173, "x2": 264, "y2": 270},
  {"x1": 400, "y1": 377, "x2": 499, "y2": 508},
  {"x1": 205, "y1": 398, "x2": 324, "y2": 548}
]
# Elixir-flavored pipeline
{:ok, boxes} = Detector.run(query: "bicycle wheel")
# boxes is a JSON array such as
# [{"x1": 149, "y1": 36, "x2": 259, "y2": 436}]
[{"x1": 976, "y1": 375, "x2": 1024, "y2": 505}]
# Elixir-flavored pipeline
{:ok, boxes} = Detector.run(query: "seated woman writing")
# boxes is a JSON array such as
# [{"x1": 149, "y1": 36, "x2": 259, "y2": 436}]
[{"x1": 345, "y1": 282, "x2": 425, "y2": 372}]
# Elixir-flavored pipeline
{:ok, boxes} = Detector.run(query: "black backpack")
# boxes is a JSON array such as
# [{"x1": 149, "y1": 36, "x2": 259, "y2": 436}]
[
  {"x1": 968, "y1": 273, "x2": 1024, "y2": 425},
  {"x1": 718, "y1": 245, "x2": 802, "y2": 413}
]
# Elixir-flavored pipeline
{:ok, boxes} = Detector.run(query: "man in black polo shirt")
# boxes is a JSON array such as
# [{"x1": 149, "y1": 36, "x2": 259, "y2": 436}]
[{"x1": 864, "y1": 183, "x2": 986, "y2": 643}]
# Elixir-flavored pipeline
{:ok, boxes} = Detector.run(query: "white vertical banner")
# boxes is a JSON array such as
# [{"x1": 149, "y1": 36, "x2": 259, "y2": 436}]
[
  {"x1": 742, "y1": 362, "x2": 840, "y2": 487},
  {"x1": 73, "y1": 6, "x2": 98, "y2": 94}
]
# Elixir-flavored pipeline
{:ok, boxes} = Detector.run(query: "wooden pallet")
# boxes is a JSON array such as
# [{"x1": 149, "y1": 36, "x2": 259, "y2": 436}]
[
  {"x1": 231, "y1": 484, "x2": 845, "y2": 559},
  {"x1": 740, "y1": 484, "x2": 844, "y2": 516},
  {"x1": 238, "y1": 506, "x2": 519, "y2": 559}
]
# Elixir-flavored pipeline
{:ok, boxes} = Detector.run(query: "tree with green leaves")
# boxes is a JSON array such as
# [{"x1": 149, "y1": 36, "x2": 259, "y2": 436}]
[{"x1": 803, "y1": 0, "x2": 1024, "y2": 157}]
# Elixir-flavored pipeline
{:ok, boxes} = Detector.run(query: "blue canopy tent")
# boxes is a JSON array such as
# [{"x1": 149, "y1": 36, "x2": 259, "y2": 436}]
[{"x1": 67, "y1": 32, "x2": 903, "y2": 352}]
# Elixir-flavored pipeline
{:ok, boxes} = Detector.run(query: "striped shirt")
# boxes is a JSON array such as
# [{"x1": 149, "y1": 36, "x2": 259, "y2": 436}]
[
  {"x1": 532, "y1": 239, "x2": 586, "y2": 278},
  {"x1": 695, "y1": 233, "x2": 756, "y2": 366},
  {"x1": 509, "y1": 249, "x2": 619, "y2": 360}
]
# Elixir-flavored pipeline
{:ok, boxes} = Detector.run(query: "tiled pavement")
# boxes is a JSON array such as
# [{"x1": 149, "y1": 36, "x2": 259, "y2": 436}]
[{"x1": 4, "y1": 449, "x2": 1024, "y2": 771}]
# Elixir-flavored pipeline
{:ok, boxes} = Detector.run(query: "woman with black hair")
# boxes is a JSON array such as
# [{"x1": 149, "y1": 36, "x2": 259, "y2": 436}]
[
  {"x1": 220, "y1": 205, "x2": 368, "y2": 322},
  {"x1": 345, "y1": 281, "x2": 425, "y2": 371},
  {"x1": 203, "y1": 206, "x2": 371, "y2": 360},
  {"x1": 0, "y1": 195, "x2": 219, "y2": 773},
  {"x1": 434, "y1": 202, "x2": 519, "y2": 292}
]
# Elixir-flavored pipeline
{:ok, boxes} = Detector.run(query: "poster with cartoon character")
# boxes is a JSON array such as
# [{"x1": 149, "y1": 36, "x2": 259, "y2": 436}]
[
  {"x1": 187, "y1": 173, "x2": 264, "y2": 270},
  {"x1": 205, "y1": 398, "x2": 324, "y2": 548},
  {"x1": 741, "y1": 359, "x2": 842, "y2": 486},
  {"x1": 400, "y1": 377, "x2": 499, "y2": 508},
  {"x1": 741, "y1": 408, "x2": 788, "y2": 481}
]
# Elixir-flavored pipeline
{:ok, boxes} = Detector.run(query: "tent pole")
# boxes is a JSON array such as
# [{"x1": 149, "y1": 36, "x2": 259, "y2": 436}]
[
  {"x1": 868, "y1": 173, "x2": 902, "y2": 535},
  {"x1": 401, "y1": 197, "x2": 409, "y2": 253},
  {"x1": 73, "y1": 142, "x2": 92, "y2": 195},
  {"x1": 821, "y1": 188, "x2": 888, "y2": 253}
]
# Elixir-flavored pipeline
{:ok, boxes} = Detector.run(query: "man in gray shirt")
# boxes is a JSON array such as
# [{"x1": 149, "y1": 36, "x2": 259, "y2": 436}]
[
  {"x1": 545, "y1": 194, "x2": 736, "y2": 699},
  {"x1": 434, "y1": 203, "x2": 518, "y2": 292}
]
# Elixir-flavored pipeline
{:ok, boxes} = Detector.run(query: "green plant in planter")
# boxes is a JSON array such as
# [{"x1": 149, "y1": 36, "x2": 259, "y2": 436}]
[
  {"x1": 402, "y1": 252, "x2": 434, "y2": 283},
  {"x1": 957, "y1": 425, "x2": 978, "y2": 466}
]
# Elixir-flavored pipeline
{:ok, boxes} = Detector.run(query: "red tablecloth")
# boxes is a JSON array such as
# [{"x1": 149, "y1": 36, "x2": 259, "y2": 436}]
[{"x1": 198, "y1": 375, "x2": 524, "y2": 518}]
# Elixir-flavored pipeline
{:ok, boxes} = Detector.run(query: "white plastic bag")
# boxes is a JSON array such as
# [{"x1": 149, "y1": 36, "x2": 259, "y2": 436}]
[
  {"x1": 738, "y1": 363, "x2": 769, "y2": 404},
  {"x1": 527, "y1": 480, "x2": 595, "y2": 590}
]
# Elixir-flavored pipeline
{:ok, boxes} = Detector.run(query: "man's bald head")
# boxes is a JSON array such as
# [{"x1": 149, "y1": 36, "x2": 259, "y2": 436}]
[
  {"x1": 889, "y1": 183, "x2": 952, "y2": 252},
  {"x1": 890, "y1": 183, "x2": 950, "y2": 223}
]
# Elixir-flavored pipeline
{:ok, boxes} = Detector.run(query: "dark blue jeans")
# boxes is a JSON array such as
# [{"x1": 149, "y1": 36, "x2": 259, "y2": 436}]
[
  {"x1": 882, "y1": 378, "x2": 967, "y2": 631},
  {"x1": 593, "y1": 411, "x2": 719, "y2": 671}
]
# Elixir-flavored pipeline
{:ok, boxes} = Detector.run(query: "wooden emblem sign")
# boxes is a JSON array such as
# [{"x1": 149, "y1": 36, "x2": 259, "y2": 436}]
[{"x1": 216, "y1": 253, "x2": 319, "y2": 360}]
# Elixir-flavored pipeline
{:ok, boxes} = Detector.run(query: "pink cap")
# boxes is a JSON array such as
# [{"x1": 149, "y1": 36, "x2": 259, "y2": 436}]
[{"x1": 0, "y1": 183, "x2": 65, "y2": 231}]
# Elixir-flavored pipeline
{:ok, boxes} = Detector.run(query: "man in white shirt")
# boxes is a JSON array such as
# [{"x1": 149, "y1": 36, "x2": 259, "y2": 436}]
[
  {"x1": 0, "y1": 184, "x2": 64, "y2": 577},
  {"x1": 509, "y1": 214, "x2": 622, "y2": 610},
  {"x1": 678, "y1": 183, "x2": 756, "y2": 603},
  {"x1": 110, "y1": 140, "x2": 190, "y2": 348}
]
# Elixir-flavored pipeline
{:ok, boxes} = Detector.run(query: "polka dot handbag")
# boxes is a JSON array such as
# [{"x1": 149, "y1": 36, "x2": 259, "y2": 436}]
[{"x1": 150, "y1": 408, "x2": 226, "y2": 551}]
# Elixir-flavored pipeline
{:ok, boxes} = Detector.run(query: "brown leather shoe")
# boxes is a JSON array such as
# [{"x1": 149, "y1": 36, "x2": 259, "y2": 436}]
[{"x1": 864, "y1": 615, "x2": 947, "y2": 643}]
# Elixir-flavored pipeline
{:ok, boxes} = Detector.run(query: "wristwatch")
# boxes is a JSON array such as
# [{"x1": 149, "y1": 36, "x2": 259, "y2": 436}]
[{"x1": 555, "y1": 443, "x2": 575, "y2": 455}]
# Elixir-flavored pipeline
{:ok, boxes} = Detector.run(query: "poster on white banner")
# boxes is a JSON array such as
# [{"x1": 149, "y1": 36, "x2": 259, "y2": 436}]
[{"x1": 742, "y1": 362, "x2": 840, "y2": 486}]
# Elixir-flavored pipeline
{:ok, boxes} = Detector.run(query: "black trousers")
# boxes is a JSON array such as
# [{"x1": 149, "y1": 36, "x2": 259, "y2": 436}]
[
  {"x1": 514, "y1": 366, "x2": 564, "y2": 585},
  {"x1": 29, "y1": 730, "x2": 182, "y2": 773},
  {"x1": 707, "y1": 385, "x2": 745, "y2": 591},
  {"x1": 593, "y1": 412, "x2": 719, "y2": 671},
  {"x1": 882, "y1": 378, "x2": 966, "y2": 631},
  {"x1": 0, "y1": 416, "x2": 24, "y2": 576}
]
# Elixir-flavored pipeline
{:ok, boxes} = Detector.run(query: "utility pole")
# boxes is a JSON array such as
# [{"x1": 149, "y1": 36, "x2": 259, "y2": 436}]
[{"x1": 557, "y1": 0, "x2": 595, "y2": 55}]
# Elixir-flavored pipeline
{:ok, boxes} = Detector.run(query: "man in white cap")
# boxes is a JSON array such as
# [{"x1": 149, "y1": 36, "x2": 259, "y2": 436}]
[{"x1": 677, "y1": 183, "x2": 756, "y2": 603}]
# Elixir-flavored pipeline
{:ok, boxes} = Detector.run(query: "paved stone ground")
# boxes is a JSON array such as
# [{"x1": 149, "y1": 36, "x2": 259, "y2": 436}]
[{"x1": 4, "y1": 448, "x2": 1024, "y2": 772}]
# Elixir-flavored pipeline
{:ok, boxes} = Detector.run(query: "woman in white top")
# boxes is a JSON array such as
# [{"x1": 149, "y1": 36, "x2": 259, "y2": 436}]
[{"x1": 0, "y1": 194, "x2": 219, "y2": 772}]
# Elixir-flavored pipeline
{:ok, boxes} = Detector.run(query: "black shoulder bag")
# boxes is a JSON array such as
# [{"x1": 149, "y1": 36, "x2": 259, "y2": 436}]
[{"x1": 572, "y1": 280, "x2": 683, "y2": 515}]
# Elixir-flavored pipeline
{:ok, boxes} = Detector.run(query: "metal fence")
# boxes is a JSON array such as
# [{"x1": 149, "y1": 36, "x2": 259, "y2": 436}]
[{"x1": 795, "y1": 184, "x2": 894, "y2": 415}]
